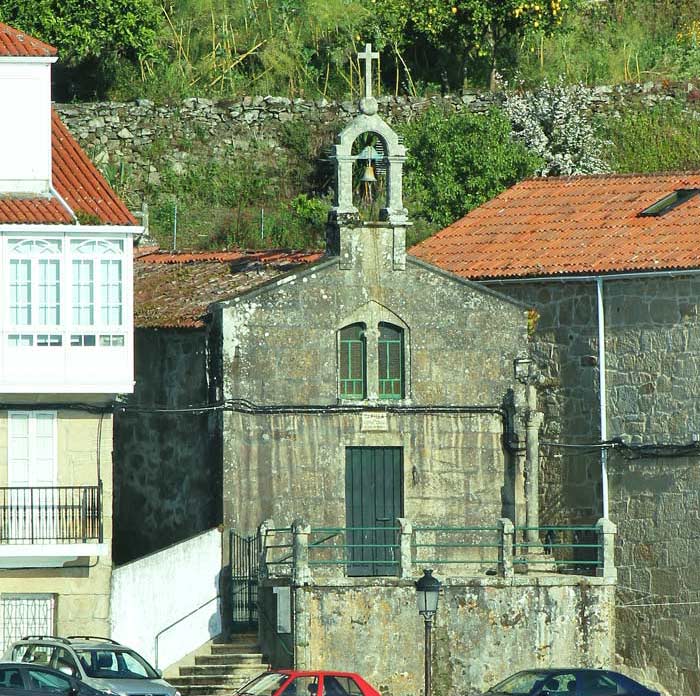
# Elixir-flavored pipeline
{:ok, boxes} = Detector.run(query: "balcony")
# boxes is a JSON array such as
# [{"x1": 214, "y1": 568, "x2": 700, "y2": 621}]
[{"x1": 0, "y1": 484, "x2": 107, "y2": 567}]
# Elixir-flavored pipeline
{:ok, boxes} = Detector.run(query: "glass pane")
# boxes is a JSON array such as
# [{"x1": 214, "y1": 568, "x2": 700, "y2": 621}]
[
  {"x1": 100, "y1": 259, "x2": 122, "y2": 325},
  {"x1": 39, "y1": 259, "x2": 60, "y2": 325},
  {"x1": 72, "y1": 260, "x2": 94, "y2": 325},
  {"x1": 10, "y1": 259, "x2": 31, "y2": 325}
]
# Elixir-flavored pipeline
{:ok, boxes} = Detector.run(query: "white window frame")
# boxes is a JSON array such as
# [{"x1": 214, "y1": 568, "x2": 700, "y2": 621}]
[
  {"x1": 7, "y1": 411, "x2": 58, "y2": 488},
  {"x1": 7, "y1": 239, "x2": 62, "y2": 343},
  {"x1": 69, "y1": 238, "x2": 124, "y2": 347},
  {"x1": 1, "y1": 236, "x2": 127, "y2": 350}
]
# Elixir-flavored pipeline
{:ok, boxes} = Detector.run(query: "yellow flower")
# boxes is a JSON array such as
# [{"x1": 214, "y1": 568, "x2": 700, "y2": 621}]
[{"x1": 451, "y1": 5, "x2": 457, "y2": 13}]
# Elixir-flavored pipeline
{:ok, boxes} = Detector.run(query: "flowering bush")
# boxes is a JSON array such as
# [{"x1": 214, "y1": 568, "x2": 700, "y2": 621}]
[{"x1": 502, "y1": 78, "x2": 609, "y2": 176}]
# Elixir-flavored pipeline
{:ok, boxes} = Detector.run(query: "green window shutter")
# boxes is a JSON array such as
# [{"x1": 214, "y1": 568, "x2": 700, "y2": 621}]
[
  {"x1": 339, "y1": 324, "x2": 366, "y2": 398},
  {"x1": 378, "y1": 323, "x2": 403, "y2": 399}
]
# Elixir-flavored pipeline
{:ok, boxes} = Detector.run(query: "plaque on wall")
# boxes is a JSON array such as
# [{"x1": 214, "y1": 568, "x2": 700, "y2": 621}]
[{"x1": 361, "y1": 412, "x2": 389, "y2": 431}]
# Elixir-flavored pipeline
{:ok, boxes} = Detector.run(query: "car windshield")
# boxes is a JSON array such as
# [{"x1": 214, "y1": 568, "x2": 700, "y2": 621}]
[
  {"x1": 236, "y1": 672, "x2": 290, "y2": 696},
  {"x1": 75, "y1": 649, "x2": 159, "y2": 680},
  {"x1": 487, "y1": 671, "x2": 556, "y2": 695}
]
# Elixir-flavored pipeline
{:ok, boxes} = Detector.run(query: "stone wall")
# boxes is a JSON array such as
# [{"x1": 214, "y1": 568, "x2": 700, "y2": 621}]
[
  {"x1": 488, "y1": 273, "x2": 700, "y2": 696},
  {"x1": 219, "y1": 234, "x2": 530, "y2": 536},
  {"x1": 281, "y1": 577, "x2": 615, "y2": 696},
  {"x1": 55, "y1": 80, "x2": 700, "y2": 206},
  {"x1": 113, "y1": 328, "x2": 222, "y2": 564}
]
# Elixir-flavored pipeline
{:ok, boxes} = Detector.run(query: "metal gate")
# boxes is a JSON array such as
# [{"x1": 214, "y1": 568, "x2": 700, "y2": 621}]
[{"x1": 230, "y1": 530, "x2": 261, "y2": 629}]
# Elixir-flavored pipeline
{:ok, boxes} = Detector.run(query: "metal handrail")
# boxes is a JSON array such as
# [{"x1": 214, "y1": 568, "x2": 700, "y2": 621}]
[{"x1": 153, "y1": 595, "x2": 220, "y2": 669}]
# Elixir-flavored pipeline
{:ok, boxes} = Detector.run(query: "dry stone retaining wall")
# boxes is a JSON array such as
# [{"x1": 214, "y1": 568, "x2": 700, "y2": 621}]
[{"x1": 55, "y1": 80, "x2": 700, "y2": 206}]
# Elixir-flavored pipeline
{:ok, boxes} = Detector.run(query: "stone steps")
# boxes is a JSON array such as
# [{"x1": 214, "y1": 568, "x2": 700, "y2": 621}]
[{"x1": 169, "y1": 634, "x2": 268, "y2": 696}]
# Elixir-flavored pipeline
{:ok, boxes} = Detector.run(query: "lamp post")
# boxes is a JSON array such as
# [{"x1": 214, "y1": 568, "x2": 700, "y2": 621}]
[{"x1": 415, "y1": 569, "x2": 441, "y2": 696}]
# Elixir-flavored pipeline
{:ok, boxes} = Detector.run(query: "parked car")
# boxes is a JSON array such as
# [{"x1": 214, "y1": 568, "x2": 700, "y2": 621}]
[
  {"x1": 481, "y1": 669, "x2": 661, "y2": 696},
  {"x1": 4, "y1": 636, "x2": 180, "y2": 696},
  {"x1": 235, "y1": 670, "x2": 381, "y2": 696},
  {"x1": 0, "y1": 660, "x2": 105, "y2": 696}
]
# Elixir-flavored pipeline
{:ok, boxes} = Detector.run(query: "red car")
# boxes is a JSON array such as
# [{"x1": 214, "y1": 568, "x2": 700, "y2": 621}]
[{"x1": 235, "y1": 670, "x2": 381, "y2": 696}]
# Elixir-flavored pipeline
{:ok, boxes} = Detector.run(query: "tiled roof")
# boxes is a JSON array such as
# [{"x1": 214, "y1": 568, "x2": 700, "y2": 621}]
[
  {"x1": 134, "y1": 249, "x2": 324, "y2": 328},
  {"x1": 0, "y1": 111, "x2": 137, "y2": 225},
  {"x1": 0, "y1": 22, "x2": 56, "y2": 57},
  {"x1": 410, "y1": 173, "x2": 700, "y2": 279}
]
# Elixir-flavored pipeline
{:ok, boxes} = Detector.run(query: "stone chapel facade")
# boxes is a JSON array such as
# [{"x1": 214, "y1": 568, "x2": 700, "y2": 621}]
[{"x1": 118, "y1": 47, "x2": 617, "y2": 696}]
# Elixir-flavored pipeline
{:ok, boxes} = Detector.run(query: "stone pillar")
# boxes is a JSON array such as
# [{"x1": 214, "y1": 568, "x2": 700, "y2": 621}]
[
  {"x1": 397, "y1": 517, "x2": 413, "y2": 578},
  {"x1": 596, "y1": 518, "x2": 617, "y2": 580},
  {"x1": 364, "y1": 327, "x2": 380, "y2": 399},
  {"x1": 292, "y1": 519, "x2": 312, "y2": 586},
  {"x1": 498, "y1": 518, "x2": 514, "y2": 578},
  {"x1": 525, "y1": 384, "x2": 544, "y2": 547}
]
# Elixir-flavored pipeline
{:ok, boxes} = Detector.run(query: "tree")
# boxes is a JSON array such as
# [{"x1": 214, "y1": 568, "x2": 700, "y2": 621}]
[
  {"x1": 381, "y1": 0, "x2": 577, "y2": 90},
  {"x1": 502, "y1": 79, "x2": 609, "y2": 176},
  {"x1": 0, "y1": 0, "x2": 160, "y2": 95},
  {"x1": 401, "y1": 107, "x2": 541, "y2": 228}
]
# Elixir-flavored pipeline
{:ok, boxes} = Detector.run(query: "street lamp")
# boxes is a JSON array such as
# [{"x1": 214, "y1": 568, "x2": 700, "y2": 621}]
[{"x1": 415, "y1": 569, "x2": 441, "y2": 696}]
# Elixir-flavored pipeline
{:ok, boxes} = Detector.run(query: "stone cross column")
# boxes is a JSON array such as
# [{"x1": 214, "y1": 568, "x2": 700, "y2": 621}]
[
  {"x1": 596, "y1": 517, "x2": 617, "y2": 580},
  {"x1": 525, "y1": 384, "x2": 544, "y2": 546},
  {"x1": 397, "y1": 517, "x2": 413, "y2": 578},
  {"x1": 498, "y1": 518, "x2": 514, "y2": 578},
  {"x1": 292, "y1": 519, "x2": 312, "y2": 586}
]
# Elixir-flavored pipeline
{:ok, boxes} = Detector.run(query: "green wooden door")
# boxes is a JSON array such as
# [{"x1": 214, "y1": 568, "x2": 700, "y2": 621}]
[{"x1": 345, "y1": 447, "x2": 403, "y2": 576}]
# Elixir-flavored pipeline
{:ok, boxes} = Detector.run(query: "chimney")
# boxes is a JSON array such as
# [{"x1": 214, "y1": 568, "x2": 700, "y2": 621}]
[{"x1": 0, "y1": 23, "x2": 57, "y2": 195}]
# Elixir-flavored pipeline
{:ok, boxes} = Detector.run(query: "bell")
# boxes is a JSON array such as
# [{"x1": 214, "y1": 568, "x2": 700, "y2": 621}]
[{"x1": 361, "y1": 163, "x2": 377, "y2": 183}]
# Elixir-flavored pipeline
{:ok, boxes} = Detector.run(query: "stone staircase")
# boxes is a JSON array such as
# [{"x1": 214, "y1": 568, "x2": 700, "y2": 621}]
[{"x1": 167, "y1": 634, "x2": 269, "y2": 696}]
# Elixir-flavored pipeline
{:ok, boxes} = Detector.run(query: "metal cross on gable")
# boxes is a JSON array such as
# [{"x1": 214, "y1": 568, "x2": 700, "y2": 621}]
[{"x1": 358, "y1": 43, "x2": 379, "y2": 99}]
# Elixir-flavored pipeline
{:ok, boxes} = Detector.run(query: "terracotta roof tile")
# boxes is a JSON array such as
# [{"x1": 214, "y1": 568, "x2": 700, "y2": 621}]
[
  {"x1": 0, "y1": 22, "x2": 56, "y2": 57},
  {"x1": 134, "y1": 249, "x2": 324, "y2": 328},
  {"x1": 410, "y1": 173, "x2": 700, "y2": 279},
  {"x1": 0, "y1": 112, "x2": 136, "y2": 225}
]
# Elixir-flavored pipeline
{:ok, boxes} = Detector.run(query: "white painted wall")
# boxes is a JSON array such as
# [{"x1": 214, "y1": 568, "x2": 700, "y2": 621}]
[
  {"x1": 0, "y1": 60, "x2": 53, "y2": 194},
  {"x1": 110, "y1": 528, "x2": 223, "y2": 669}
]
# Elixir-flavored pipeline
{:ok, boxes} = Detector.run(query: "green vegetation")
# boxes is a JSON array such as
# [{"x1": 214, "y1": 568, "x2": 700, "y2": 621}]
[
  {"x1": 601, "y1": 103, "x2": 700, "y2": 173},
  {"x1": 401, "y1": 107, "x2": 541, "y2": 229},
  {"x1": 6, "y1": 1, "x2": 700, "y2": 99},
  {"x1": 6, "y1": 1, "x2": 700, "y2": 250}
]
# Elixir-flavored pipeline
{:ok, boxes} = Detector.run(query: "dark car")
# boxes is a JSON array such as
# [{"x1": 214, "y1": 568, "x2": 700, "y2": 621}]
[
  {"x1": 482, "y1": 669, "x2": 662, "y2": 696},
  {"x1": 0, "y1": 661, "x2": 105, "y2": 696}
]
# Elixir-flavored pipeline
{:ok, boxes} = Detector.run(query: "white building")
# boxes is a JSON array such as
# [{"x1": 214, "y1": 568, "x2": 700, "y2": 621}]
[{"x1": 0, "y1": 21, "x2": 140, "y2": 646}]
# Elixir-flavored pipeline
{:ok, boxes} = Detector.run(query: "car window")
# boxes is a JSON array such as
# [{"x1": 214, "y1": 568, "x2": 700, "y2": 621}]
[
  {"x1": 74, "y1": 650, "x2": 157, "y2": 680},
  {"x1": 26, "y1": 669, "x2": 72, "y2": 692},
  {"x1": 53, "y1": 649, "x2": 79, "y2": 678},
  {"x1": 577, "y1": 673, "x2": 620, "y2": 695},
  {"x1": 0, "y1": 667, "x2": 24, "y2": 689},
  {"x1": 489, "y1": 671, "x2": 554, "y2": 694},
  {"x1": 238, "y1": 672, "x2": 290, "y2": 696},
  {"x1": 280, "y1": 677, "x2": 322, "y2": 696},
  {"x1": 537, "y1": 673, "x2": 577, "y2": 696},
  {"x1": 25, "y1": 647, "x2": 54, "y2": 668},
  {"x1": 323, "y1": 677, "x2": 363, "y2": 696},
  {"x1": 10, "y1": 647, "x2": 31, "y2": 663}
]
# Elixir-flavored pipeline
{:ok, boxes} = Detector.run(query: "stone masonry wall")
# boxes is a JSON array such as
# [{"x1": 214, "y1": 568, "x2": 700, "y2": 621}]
[
  {"x1": 287, "y1": 577, "x2": 615, "y2": 696},
  {"x1": 55, "y1": 80, "x2": 700, "y2": 207},
  {"x1": 490, "y1": 273, "x2": 700, "y2": 696},
  {"x1": 219, "y1": 239, "x2": 529, "y2": 537},
  {"x1": 485, "y1": 280, "x2": 602, "y2": 522},
  {"x1": 113, "y1": 328, "x2": 222, "y2": 564}
]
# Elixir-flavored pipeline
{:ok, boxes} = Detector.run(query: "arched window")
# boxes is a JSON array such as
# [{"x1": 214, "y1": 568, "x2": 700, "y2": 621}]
[
  {"x1": 339, "y1": 324, "x2": 366, "y2": 399},
  {"x1": 378, "y1": 323, "x2": 404, "y2": 399}
]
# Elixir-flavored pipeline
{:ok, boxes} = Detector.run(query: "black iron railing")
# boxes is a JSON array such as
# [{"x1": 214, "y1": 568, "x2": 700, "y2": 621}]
[{"x1": 0, "y1": 485, "x2": 102, "y2": 544}]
